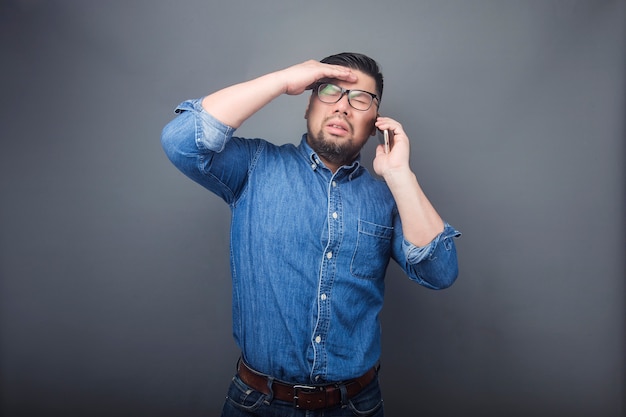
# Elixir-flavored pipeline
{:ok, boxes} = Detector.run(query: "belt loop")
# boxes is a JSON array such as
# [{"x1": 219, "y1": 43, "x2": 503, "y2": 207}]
[
  {"x1": 338, "y1": 383, "x2": 349, "y2": 408},
  {"x1": 263, "y1": 376, "x2": 275, "y2": 405},
  {"x1": 236, "y1": 356, "x2": 244, "y2": 374}
]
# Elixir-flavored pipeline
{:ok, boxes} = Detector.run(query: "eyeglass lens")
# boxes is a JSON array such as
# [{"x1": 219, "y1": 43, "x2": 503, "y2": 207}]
[{"x1": 317, "y1": 83, "x2": 374, "y2": 111}]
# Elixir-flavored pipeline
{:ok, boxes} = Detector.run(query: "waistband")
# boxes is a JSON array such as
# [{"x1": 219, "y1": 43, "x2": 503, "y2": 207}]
[{"x1": 236, "y1": 358, "x2": 378, "y2": 411}]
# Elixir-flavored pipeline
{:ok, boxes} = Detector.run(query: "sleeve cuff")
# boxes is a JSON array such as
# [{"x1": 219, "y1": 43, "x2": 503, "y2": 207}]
[
  {"x1": 403, "y1": 223, "x2": 461, "y2": 264},
  {"x1": 175, "y1": 98, "x2": 235, "y2": 152}
]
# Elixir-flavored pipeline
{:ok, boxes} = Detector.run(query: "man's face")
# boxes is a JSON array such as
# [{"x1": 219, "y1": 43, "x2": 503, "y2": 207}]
[{"x1": 305, "y1": 69, "x2": 378, "y2": 170}]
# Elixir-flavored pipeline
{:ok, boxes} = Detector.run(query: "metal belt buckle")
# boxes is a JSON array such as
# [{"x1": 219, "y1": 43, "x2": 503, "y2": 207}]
[{"x1": 293, "y1": 384, "x2": 322, "y2": 409}]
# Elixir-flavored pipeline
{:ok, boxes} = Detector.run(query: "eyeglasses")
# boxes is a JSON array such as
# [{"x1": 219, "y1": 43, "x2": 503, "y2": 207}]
[{"x1": 315, "y1": 82, "x2": 379, "y2": 111}]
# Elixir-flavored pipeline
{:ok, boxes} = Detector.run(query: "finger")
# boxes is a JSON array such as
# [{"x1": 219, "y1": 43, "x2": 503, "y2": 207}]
[
  {"x1": 375, "y1": 123, "x2": 400, "y2": 139},
  {"x1": 375, "y1": 116, "x2": 397, "y2": 131},
  {"x1": 319, "y1": 64, "x2": 358, "y2": 83},
  {"x1": 304, "y1": 65, "x2": 357, "y2": 91},
  {"x1": 376, "y1": 118, "x2": 405, "y2": 138},
  {"x1": 375, "y1": 143, "x2": 388, "y2": 157}
]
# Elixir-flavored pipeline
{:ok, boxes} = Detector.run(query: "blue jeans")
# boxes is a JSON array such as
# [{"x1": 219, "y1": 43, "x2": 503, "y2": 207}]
[{"x1": 220, "y1": 373, "x2": 384, "y2": 417}]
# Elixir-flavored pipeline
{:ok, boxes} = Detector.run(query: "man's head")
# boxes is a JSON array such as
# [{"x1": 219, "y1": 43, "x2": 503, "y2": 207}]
[{"x1": 305, "y1": 52, "x2": 384, "y2": 171}]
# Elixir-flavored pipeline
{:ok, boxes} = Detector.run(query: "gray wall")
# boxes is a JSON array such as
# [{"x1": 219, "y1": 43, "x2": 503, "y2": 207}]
[{"x1": 1, "y1": 1, "x2": 624, "y2": 416}]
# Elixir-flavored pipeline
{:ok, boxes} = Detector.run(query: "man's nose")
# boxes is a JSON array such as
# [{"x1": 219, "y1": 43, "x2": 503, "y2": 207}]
[{"x1": 333, "y1": 94, "x2": 350, "y2": 114}]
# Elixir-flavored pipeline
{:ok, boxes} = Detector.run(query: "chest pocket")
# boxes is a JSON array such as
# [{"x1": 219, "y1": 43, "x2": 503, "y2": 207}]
[{"x1": 350, "y1": 219, "x2": 393, "y2": 280}]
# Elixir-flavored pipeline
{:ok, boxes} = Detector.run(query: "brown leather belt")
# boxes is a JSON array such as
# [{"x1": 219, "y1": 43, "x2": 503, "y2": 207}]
[{"x1": 237, "y1": 359, "x2": 377, "y2": 411}]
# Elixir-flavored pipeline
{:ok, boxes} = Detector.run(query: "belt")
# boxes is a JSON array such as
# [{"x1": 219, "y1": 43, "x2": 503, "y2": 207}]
[{"x1": 236, "y1": 359, "x2": 378, "y2": 411}]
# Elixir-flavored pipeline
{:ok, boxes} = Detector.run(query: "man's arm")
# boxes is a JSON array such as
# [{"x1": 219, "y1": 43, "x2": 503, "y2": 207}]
[
  {"x1": 201, "y1": 60, "x2": 358, "y2": 128},
  {"x1": 373, "y1": 117, "x2": 445, "y2": 247}
]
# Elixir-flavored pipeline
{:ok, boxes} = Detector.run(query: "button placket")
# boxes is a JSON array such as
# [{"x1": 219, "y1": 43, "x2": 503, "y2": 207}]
[{"x1": 311, "y1": 174, "x2": 343, "y2": 378}]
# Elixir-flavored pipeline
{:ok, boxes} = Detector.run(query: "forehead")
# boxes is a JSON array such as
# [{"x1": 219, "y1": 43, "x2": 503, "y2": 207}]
[{"x1": 328, "y1": 69, "x2": 377, "y2": 94}]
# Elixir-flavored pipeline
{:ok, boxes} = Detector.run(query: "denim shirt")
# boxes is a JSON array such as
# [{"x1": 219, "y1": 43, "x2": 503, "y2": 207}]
[{"x1": 161, "y1": 98, "x2": 461, "y2": 384}]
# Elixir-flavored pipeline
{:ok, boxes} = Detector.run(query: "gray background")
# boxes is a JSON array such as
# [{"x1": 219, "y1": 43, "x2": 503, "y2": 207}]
[{"x1": 1, "y1": 0, "x2": 624, "y2": 416}]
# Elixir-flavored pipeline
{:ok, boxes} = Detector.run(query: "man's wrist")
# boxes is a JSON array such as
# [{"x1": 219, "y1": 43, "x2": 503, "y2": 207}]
[{"x1": 382, "y1": 166, "x2": 415, "y2": 189}]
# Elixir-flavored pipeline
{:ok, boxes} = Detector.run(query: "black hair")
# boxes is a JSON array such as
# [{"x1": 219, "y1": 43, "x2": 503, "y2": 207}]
[{"x1": 320, "y1": 52, "x2": 384, "y2": 102}]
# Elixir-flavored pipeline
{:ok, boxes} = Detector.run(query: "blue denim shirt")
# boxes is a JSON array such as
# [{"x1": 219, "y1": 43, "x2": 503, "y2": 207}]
[{"x1": 161, "y1": 98, "x2": 461, "y2": 384}]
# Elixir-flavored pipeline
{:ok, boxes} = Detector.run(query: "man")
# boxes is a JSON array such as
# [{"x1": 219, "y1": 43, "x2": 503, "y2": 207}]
[{"x1": 161, "y1": 52, "x2": 460, "y2": 416}]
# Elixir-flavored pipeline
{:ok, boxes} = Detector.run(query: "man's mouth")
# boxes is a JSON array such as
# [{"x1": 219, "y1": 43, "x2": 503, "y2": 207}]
[{"x1": 325, "y1": 119, "x2": 351, "y2": 135}]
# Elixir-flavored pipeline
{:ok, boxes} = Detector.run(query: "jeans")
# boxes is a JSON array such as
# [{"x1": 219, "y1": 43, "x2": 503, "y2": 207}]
[{"x1": 220, "y1": 373, "x2": 384, "y2": 417}]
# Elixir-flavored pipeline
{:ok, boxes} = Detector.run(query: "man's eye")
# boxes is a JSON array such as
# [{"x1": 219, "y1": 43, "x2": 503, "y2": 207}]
[
  {"x1": 320, "y1": 84, "x2": 341, "y2": 96},
  {"x1": 350, "y1": 92, "x2": 370, "y2": 103}
]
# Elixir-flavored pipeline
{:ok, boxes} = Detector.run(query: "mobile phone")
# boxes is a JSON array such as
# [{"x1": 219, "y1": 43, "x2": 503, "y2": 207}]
[{"x1": 379, "y1": 129, "x2": 392, "y2": 154}]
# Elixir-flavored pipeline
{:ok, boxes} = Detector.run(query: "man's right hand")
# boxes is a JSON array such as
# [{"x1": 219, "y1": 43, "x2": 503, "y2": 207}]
[{"x1": 277, "y1": 60, "x2": 358, "y2": 96}]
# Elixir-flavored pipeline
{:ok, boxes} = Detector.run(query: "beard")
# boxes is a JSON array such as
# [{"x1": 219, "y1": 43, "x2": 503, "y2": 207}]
[{"x1": 306, "y1": 118, "x2": 363, "y2": 167}]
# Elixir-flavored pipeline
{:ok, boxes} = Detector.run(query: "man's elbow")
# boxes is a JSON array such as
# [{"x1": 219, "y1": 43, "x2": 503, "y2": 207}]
[{"x1": 414, "y1": 249, "x2": 460, "y2": 290}]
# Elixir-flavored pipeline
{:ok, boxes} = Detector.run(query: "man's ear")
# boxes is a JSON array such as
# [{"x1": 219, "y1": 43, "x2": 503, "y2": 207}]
[
  {"x1": 369, "y1": 113, "x2": 379, "y2": 136},
  {"x1": 304, "y1": 94, "x2": 314, "y2": 119}
]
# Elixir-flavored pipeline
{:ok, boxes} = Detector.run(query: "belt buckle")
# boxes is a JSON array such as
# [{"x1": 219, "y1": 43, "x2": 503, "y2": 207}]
[{"x1": 293, "y1": 384, "x2": 322, "y2": 409}]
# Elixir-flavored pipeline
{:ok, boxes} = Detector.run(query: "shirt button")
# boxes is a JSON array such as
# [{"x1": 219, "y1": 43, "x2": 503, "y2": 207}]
[
  {"x1": 326, "y1": 251, "x2": 333, "y2": 259},
  {"x1": 315, "y1": 375, "x2": 321, "y2": 381},
  {"x1": 311, "y1": 163, "x2": 317, "y2": 170},
  {"x1": 320, "y1": 293, "x2": 327, "y2": 301},
  {"x1": 315, "y1": 335, "x2": 322, "y2": 343},
  {"x1": 332, "y1": 181, "x2": 337, "y2": 187},
  {"x1": 332, "y1": 212, "x2": 338, "y2": 219}
]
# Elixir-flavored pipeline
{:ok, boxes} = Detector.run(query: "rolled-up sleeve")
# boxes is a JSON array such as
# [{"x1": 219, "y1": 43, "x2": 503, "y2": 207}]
[
  {"x1": 401, "y1": 223, "x2": 462, "y2": 290},
  {"x1": 161, "y1": 98, "x2": 235, "y2": 157},
  {"x1": 160, "y1": 98, "x2": 250, "y2": 203}
]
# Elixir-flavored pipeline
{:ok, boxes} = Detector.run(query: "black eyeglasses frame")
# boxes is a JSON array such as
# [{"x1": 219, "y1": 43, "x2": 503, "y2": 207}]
[{"x1": 313, "y1": 82, "x2": 379, "y2": 111}]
